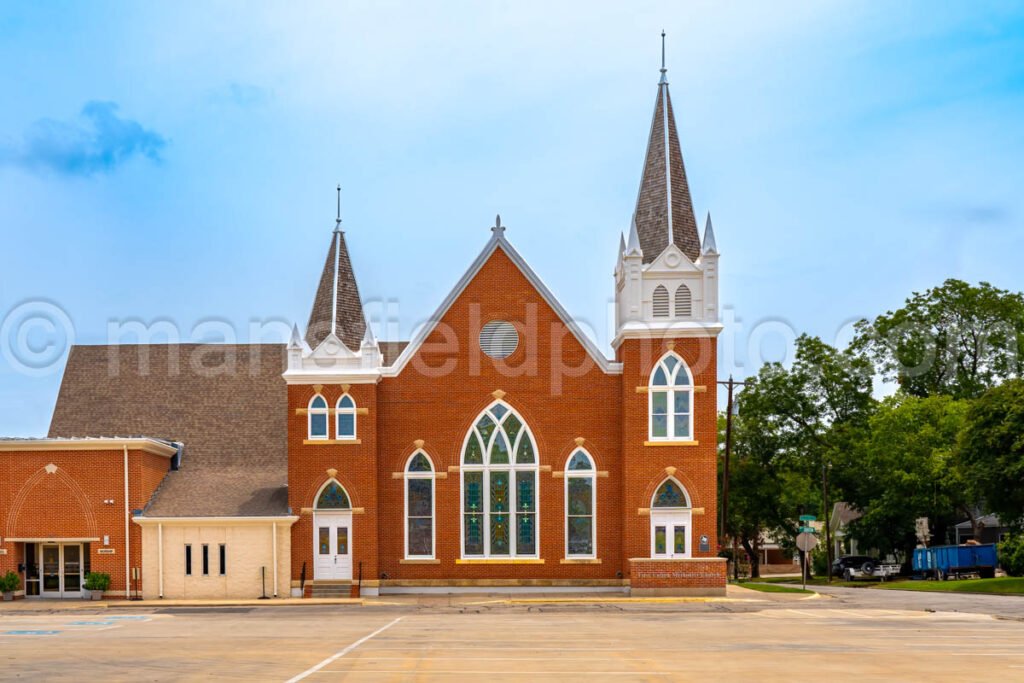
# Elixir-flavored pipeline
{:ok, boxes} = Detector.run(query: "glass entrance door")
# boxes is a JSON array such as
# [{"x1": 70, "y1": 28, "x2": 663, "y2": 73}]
[{"x1": 37, "y1": 544, "x2": 84, "y2": 598}]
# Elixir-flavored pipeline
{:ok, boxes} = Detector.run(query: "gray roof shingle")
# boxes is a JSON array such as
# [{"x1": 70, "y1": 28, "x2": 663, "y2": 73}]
[{"x1": 48, "y1": 344, "x2": 288, "y2": 517}]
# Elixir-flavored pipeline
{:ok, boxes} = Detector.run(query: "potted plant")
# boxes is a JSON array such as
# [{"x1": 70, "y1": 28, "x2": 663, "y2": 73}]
[
  {"x1": 84, "y1": 572, "x2": 111, "y2": 601},
  {"x1": 0, "y1": 571, "x2": 20, "y2": 601}
]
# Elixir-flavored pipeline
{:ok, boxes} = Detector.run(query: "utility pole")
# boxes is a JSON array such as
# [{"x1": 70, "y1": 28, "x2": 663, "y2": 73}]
[
  {"x1": 823, "y1": 460, "x2": 832, "y2": 584},
  {"x1": 718, "y1": 375, "x2": 745, "y2": 580}
]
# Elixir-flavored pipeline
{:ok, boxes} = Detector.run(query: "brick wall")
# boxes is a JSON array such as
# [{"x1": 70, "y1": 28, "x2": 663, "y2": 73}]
[
  {"x1": 629, "y1": 558, "x2": 727, "y2": 596},
  {"x1": 0, "y1": 446, "x2": 171, "y2": 597}
]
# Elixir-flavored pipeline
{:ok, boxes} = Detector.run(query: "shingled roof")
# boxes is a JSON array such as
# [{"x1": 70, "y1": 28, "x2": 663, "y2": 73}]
[
  {"x1": 305, "y1": 227, "x2": 367, "y2": 351},
  {"x1": 633, "y1": 68, "x2": 701, "y2": 263},
  {"x1": 48, "y1": 344, "x2": 288, "y2": 517}
]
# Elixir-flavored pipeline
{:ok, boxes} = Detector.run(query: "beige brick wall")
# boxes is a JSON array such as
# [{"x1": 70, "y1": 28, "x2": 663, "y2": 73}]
[{"x1": 139, "y1": 520, "x2": 293, "y2": 600}]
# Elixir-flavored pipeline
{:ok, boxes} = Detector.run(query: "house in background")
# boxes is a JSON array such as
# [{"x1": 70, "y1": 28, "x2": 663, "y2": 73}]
[
  {"x1": 954, "y1": 514, "x2": 1009, "y2": 545},
  {"x1": 830, "y1": 503, "x2": 862, "y2": 557}
]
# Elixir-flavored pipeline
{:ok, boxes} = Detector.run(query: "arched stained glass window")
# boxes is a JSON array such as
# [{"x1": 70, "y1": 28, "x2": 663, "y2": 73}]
[
  {"x1": 316, "y1": 480, "x2": 351, "y2": 510},
  {"x1": 652, "y1": 479, "x2": 689, "y2": 508},
  {"x1": 648, "y1": 352, "x2": 694, "y2": 441},
  {"x1": 308, "y1": 394, "x2": 329, "y2": 440},
  {"x1": 565, "y1": 449, "x2": 596, "y2": 557},
  {"x1": 461, "y1": 401, "x2": 538, "y2": 558},
  {"x1": 336, "y1": 394, "x2": 357, "y2": 440},
  {"x1": 405, "y1": 450, "x2": 434, "y2": 558}
]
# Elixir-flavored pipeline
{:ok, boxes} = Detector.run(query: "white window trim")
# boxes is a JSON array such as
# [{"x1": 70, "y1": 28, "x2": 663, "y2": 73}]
[
  {"x1": 650, "y1": 477, "x2": 692, "y2": 559},
  {"x1": 335, "y1": 393, "x2": 358, "y2": 440},
  {"x1": 404, "y1": 450, "x2": 436, "y2": 560},
  {"x1": 459, "y1": 400, "x2": 540, "y2": 559},
  {"x1": 308, "y1": 394, "x2": 329, "y2": 440},
  {"x1": 564, "y1": 449, "x2": 597, "y2": 559},
  {"x1": 648, "y1": 352, "x2": 694, "y2": 441}
]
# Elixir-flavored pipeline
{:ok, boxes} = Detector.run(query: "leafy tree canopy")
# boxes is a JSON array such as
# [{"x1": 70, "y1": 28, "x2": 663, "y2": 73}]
[{"x1": 854, "y1": 279, "x2": 1024, "y2": 400}]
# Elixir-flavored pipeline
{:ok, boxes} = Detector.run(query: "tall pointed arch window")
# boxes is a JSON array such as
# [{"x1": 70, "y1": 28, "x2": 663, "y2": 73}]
[
  {"x1": 461, "y1": 401, "x2": 538, "y2": 558},
  {"x1": 564, "y1": 449, "x2": 596, "y2": 558},
  {"x1": 649, "y1": 353, "x2": 693, "y2": 441},
  {"x1": 675, "y1": 284, "x2": 692, "y2": 317},
  {"x1": 652, "y1": 285, "x2": 670, "y2": 318},
  {"x1": 650, "y1": 478, "x2": 691, "y2": 558},
  {"x1": 308, "y1": 394, "x2": 329, "y2": 440},
  {"x1": 404, "y1": 451, "x2": 435, "y2": 559},
  {"x1": 336, "y1": 394, "x2": 357, "y2": 440}
]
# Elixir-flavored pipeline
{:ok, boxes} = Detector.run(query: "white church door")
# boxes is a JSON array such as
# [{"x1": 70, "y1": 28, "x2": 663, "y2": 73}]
[{"x1": 313, "y1": 512, "x2": 352, "y2": 581}]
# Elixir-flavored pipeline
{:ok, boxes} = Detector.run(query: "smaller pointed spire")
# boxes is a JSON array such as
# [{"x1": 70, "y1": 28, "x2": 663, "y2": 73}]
[
  {"x1": 361, "y1": 322, "x2": 377, "y2": 348},
  {"x1": 626, "y1": 213, "x2": 643, "y2": 257},
  {"x1": 619, "y1": 232, "x2": 626, "y2": 255},
  {"x1": 659, "y1": 30, "x2": 668, "y2": 85},
  {"x1": 334, "y1": 184, "x2": 343, "y2": 234},
  {"x1": 288, "y1": 323, "x2": 302, "y2": 350},
  {"x1": 701, "y1": 212, "x2": 718, "y2": 254}
]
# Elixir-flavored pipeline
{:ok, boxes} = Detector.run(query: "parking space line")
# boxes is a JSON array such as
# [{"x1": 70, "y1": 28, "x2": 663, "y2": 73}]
[{"x1": 285, "y1": 617, "x2": 404, "y2": 683}]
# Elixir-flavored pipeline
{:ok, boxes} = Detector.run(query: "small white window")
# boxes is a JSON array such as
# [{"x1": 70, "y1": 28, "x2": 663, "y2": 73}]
[
  {"x1": 336, "y1": 394, "x2": 357, "y2": 440},
  {"x1": 651, "y1": 478, "x2": 692, "y2": 559},
  {"x1": 649, "y1": 352, "x2": 694, "y2": 441},
  {"x1": 652, "y1": 285, "x2": 669, "y2": 318},
  {"x1": 479, "y1": 321, "x2": 519, "y2": 359},
  {"x1": 308, "y1": 395, "x2": 329, "y2": 440},
  {"x1": 675, "y1": 284, "x2": 692, "y2": 317}
]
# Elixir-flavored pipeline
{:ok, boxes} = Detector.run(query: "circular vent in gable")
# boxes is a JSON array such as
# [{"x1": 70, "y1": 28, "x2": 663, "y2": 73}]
[{"x1": 479, "y1": 321, "x2": 519, "y2": 359}]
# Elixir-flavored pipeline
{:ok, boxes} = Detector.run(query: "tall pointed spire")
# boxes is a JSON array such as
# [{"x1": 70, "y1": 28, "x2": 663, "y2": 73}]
[
  {"x1": 305, "y1": 187, "x2": 367, "y2": 351},
  {"x1": 632, "y1": 31, "x2": 701, "y2": 264}
]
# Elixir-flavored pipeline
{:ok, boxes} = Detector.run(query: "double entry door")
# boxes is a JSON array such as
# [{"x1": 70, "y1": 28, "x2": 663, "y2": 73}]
[
  {"x1": 40, "y1": 543, "x2": 84, "y2": 598},
  {"x1": 314, "y1": 513, "x2": 352, "y2": 580},
  {"x1": 651, "y1": 512, "x2": 691, "y2": 559}
]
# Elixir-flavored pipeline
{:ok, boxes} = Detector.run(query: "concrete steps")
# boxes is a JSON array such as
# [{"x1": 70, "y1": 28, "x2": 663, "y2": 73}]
[{"x1": 310, "y1": 582, "x2": 352, "y2": 598}]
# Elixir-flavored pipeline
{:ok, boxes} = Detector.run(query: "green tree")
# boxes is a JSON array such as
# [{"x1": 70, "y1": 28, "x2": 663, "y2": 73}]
[
  {"x1": 854, "y1": 279, "x2": 1024, "y2": 400},
  {"x1": 726, "y1": 335, "x2": 875, "y2": 575},
  {"x1": 957, "y1": 379, "x2": 1024, "y2": 529},
  {"x1": 845, "y1": 394, "x2": 970, "y2": 562}
]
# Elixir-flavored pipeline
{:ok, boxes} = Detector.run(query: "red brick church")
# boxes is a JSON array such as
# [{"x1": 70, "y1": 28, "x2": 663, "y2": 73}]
[{"x1": 0, "y1": 55, "x2": 725, "y2": 599}]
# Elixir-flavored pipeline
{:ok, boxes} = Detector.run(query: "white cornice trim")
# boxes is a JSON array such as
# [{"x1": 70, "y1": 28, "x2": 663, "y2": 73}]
[
  {"x1": 383, "y1": 231, "x2": 622, "y2": 376},
  {"x1": 133, "y1": 516, "x2": 300, "y2": 526},
  {"x1": 283, "y1": 370, "x2": 381, "y2": 385},
  {"x1": 612, "y1": 322, "x2": 724, "y2": 349},
  {"x1": 0, "y1": 438, "x2": 178, "y2": 458}
]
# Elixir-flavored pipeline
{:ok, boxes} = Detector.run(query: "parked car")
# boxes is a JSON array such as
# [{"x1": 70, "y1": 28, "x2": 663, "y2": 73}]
[{"x1": 831, "y1": 555, "x2": 878, "y2": 578}]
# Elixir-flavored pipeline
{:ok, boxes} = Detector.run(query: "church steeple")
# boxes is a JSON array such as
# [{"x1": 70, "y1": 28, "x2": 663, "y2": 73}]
[
  {"x1": 305, "y1": 186, "x2": 367, "y2": 351},
  {"x1": 633, "y1": 31, "x2": 701, "y2": 264}
]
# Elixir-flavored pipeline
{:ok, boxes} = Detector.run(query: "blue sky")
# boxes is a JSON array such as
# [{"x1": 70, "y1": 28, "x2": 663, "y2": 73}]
[{"x1": 1, "y1": 1, "x2": 1023, "y2": 435}]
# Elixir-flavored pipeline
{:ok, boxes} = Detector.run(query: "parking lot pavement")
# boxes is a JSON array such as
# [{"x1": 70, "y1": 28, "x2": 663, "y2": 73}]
[{"x1": 2, "y1": 593, "x2": 1024, "y2": 681}]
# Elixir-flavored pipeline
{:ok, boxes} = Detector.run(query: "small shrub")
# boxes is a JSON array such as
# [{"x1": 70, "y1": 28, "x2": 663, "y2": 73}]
[
  {"x1": 0, "y1": 571, "x2": 20, "y2": 593},
  {"x1": 999, "y1": 535, "x2": 1024, "y2": 577},
  {"x1": 84, "y1": 572, "x2": 111, "y2": 592}
]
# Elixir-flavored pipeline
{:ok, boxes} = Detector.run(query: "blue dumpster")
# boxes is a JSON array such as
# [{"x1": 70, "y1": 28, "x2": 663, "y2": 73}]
[{"x1": 913, "y1": 544, "x2": 998, "y2": 580}]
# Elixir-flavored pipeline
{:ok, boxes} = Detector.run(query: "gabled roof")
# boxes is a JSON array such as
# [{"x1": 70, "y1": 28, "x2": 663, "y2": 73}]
[
  {"x1": 633, "y1": 67, "x2": 701, "y2": 264},
  {"x1": 48, "y1": 344, "x2": 289, "y2": 517},
  {"x1": 305, "y1": 228, "x2": 367, "y2": 352},
  {"x1": 384, "y1": 224, "x2": 622, "y2": 376}
]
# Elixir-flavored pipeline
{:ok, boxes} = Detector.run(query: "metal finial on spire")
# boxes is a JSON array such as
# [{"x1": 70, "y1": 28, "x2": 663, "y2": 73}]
[
  {"x1": 334, "y1": 184, "x2": 343, "y2": 233},
  {"x1": 492, "y1": 214, "x2": 505, "y2": 233},
  {"x1": 659, "y1": 30, "x2": 668, "y2": 84}
]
